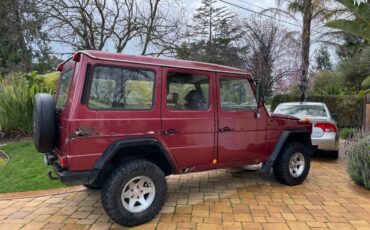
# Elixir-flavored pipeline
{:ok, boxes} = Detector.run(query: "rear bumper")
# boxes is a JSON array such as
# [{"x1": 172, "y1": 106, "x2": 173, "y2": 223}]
[
  {"x1": 52, "y1": 164, "x2": 98, "y2": 185},
  {"x1": 45, "y1": 152, "x2": 98, "y2": 186},
  {"x1": 311, "y1": 132, "x2": 338, "y2": 151},
  {"x1": 52, "y1": 163, "x2": 99, "y2": 185}
]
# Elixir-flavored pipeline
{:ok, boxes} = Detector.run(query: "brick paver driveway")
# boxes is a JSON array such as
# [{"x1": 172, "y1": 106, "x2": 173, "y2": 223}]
[{"x1": 0, "y1": 155, "x2": 369, "y2": 229}]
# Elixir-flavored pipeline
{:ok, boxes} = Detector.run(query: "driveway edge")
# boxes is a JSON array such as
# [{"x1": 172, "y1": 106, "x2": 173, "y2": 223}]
[{"x1": 0, "y1": 186, "x2": 86, "y2": 200}]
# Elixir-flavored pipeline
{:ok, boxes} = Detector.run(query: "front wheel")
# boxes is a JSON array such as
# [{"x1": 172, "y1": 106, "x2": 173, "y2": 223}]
[
  {"x1": 101, "y1": 160, "x2": 167, "y2": 227},
  {"x1": 273, "y1": 143, "x2": 310, "y2": 186}
]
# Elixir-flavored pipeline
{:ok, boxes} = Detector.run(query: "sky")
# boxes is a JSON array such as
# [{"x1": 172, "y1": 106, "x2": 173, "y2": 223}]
[
  {"x1": 50, "y1": 0, "x2": 338, "y2": 65},
  {"x1": 51, "y1": 0, "x2": 280, "y2": 58}
]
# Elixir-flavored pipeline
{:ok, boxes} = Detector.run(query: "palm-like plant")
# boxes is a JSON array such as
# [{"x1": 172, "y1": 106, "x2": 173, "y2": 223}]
[{"x1": 326, "y1": 0, "x2": 370, "y2": 41}]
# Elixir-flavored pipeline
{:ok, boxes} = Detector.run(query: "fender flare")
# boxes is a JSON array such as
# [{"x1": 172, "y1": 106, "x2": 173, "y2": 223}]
[
  {"x1": 260, "y1": 130, "x2": 312, "y2": 173},
  {"x1": 94, "y1": 137, "x2": 178, "y2": 173}
]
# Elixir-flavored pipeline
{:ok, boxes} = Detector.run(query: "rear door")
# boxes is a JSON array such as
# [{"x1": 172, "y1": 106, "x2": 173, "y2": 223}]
[
  {"x1": 216, "y1": 74, "x2": 267, "y2": 164},
  {"x1": 160, "y1": 68, "x2": 216, "y2": 169}
]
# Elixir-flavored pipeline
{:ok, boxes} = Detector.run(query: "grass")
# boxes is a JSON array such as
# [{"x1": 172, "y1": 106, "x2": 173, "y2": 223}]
[{"x1": 0, "y1": 141, "x2": 65, "y2": 193}]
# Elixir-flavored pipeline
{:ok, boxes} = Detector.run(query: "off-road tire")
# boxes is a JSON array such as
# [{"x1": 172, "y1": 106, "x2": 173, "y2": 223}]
[
  {"x1": 33, "y1": 93, "x2": 57, "y2": 153},
  {"x1": 101, "y1": 160, "x2": 167, "y2": 227},
  {"x1": 273, "y1": 142, "x2": 310, "y2": 186}
]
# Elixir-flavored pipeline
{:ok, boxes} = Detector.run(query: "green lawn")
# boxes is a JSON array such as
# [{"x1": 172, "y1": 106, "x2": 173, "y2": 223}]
[{"x1": 0, "y1": 141, "x2": 65, "y2": 193}]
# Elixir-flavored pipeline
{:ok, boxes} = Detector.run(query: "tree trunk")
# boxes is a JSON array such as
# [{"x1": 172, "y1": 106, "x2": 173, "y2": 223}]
[{"x1": 300, "y1": 0, "x2": 312, "y2": 102}]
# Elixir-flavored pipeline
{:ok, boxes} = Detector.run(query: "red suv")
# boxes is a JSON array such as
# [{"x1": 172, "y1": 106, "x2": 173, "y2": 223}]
[{"x1": 33, "y1": 50, "x2": 312, "y2": 227}]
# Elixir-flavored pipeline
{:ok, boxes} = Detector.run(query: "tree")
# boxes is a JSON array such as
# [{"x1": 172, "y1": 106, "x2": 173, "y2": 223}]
[
  {"x1": 311, "y1": 71, "x2": 345, "y2": 95},
  {"x1": 239, "y1": 17, "x2": 301, "y2": 97},
  {"x1": 338, "y1": 46, "x2": 370, "y2": 90},
  {"x1": 326, "y1": 0, "x2": 370, "y2": 41},
  {"x1": 315, "y1": 45, "x2": 332, "y2": 71},
  {"x1": 38, "y1": 0, "x2": 185, "y2": 55},
  {"x1": 0, "y1": 0, "x2": 48, "y2": 74},
  {"x1": 191, "y1": 0, "x2": 237, "y2": 43},
  {"x1": 273, "y1": 0, "x2": 339, "y2": 101},
  {"x1": 176, "y1": 0, "x2": 242, "y2": 67}
]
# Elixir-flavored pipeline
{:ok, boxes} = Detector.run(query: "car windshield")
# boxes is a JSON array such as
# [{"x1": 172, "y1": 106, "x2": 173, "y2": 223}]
[
  {"x1": 275, "y1": 104, "x2": 327, "y2": 118},
  {"x1": 56, "y1": 68, "x2": 73, "y2": 108}
]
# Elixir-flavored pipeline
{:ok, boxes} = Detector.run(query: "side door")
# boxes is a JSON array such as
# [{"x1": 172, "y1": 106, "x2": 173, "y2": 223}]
[
  {"x1": 161, "y1": 68, "x2": 216, "y2": 169},
  {"x1": 217, "y1": 74, "x2": 267, "y2": 164}
]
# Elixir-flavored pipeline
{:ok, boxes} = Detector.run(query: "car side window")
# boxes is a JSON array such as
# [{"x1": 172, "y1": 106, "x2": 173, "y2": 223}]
[
  {"x1": 88, "y1": 66, "x2": 155, "y2": 110},
  {"x1": 166, "y1": 72, "x2": 209, "y2": 110},
  {"x1": 219, "y1": 77, "x2": 257, "y2": 110}
]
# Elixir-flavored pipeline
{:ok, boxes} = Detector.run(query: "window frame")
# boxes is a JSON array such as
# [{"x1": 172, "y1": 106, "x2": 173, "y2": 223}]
[
  {"x1": 56, "y1": 65, "x2": 75, "y2": 109},
  {"x1": 84, "y1": 64, "x2": 157, "y2": 111},
  {"x1": 219, "y1": 76, "x2": 257, "y2": 111},
  {"x1": 166, "y1": 71, "x2": 211, "y2": 111}
]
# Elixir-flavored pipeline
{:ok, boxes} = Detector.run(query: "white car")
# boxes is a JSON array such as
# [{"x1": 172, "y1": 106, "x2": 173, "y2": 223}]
[{"x1": 274, "y1": 102, "x2": 339, "y2": 158}]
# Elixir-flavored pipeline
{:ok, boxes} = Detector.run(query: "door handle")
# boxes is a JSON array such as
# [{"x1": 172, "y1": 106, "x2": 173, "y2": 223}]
[
  {"x1": 162, "y1": 128, "x2": 177, "y2": 135},
  {"x1": 219, "y1": 127, "x2": 233, "y2": 132}
]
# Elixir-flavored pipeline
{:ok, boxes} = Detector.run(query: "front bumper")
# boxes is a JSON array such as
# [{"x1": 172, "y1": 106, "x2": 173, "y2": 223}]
[{"x1": 311, "y1": 132, "x2": 338, "y2": 151}]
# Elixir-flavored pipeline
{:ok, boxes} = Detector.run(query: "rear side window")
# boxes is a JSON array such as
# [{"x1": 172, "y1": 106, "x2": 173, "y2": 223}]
[
  {"x1": 88, "y1": 66, "x2": 155, "y2": 110},
  {"x1": 56, "y1": 68, "x2": 74, "y2": 108},
  {"x1": 219, "y1": 77, "x2": 257, "y2": 110},
  {"x1": 275, "y1": 104, "x2": 327, "y2": 118},
  {"x1": 166, "y1": 72, "x2": 209, "y2": 110}
]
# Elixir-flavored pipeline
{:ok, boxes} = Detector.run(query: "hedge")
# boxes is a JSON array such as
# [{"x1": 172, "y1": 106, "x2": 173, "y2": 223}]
[{"x1": 271, "y1": 94, "x2": 364, "y2": 128}]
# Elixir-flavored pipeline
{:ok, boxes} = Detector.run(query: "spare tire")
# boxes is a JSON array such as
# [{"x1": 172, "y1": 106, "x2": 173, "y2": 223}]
[{"x1": 33, "y1": 93, "x2": 57, "y2": 153}]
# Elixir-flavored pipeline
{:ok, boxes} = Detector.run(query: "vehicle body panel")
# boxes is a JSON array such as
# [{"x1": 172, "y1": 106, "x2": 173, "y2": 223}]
[
  {"x1": 51, "y1": 51, "x2": 312, "y2": 176},
  {"x1": 215, "y1": 73, "x2": 268, "y2": 164},
  {"x1": 160, "y1": 67, "x2": 216, "y2": 169}
]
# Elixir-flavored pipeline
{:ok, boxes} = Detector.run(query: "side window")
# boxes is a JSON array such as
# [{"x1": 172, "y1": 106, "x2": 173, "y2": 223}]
[
  {"x1": 219, "y1": 77, "x2": 257, "y2": 110},
  {"x1": 166, "y1": 72, "x2": 209, "y2": 110},
  {"x1": 88, "y1": 66, "x2": 155, "y2": 110},
  {"x1": 56, "y1": 68, "x2": 73, "y2": 108}
]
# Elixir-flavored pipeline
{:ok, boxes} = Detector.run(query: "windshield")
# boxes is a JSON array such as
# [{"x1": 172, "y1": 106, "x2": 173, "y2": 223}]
[
  {"x1": 275, "y1": 104, "x2": 327, "y2": 118},
  {"x1": 56, "y1": 68, "x2": 73, "y2": 108}
]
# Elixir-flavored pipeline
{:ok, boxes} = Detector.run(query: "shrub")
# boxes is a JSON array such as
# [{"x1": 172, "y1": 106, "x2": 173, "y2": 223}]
[
  {"x1": 311, "y1": 71, "x2": 345, "y2": 95},
  {"x1": 271, "y1": 94, "x2": 364, "y2": 128},
  {"x1": 0, "y1": 72, "x2": 58, "y2": 138},
  {"x1": 340, "y1": 128, "x2": 355, "y2": 139},
  {"x1": 345, "y1": 129, "x2": 370, "y2": 190}
]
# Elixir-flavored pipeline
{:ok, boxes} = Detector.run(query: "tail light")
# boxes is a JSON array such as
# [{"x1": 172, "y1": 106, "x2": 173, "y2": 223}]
[
  {"x1": 59, "y1": 155, "x2": 68, "y2": 168},
  {"x1": 314, "y1": 123, "x2": 336, "y2": 132},
  {"x1": 72, "y1": 53, "x2": 81, "y2": 62}
]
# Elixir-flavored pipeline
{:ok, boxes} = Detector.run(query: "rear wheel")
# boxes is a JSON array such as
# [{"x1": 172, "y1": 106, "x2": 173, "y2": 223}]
[
  {"x1": 273, "y1": 142, "x2": 310, "y2": 185},
  {"x1": 101, "y1": 160, "x2": 167, "y2": 227}
]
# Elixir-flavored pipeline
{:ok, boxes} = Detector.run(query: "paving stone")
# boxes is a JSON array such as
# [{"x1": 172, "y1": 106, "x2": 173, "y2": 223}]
[{"x1": 0, "y1": 158, "x2": 367, "y2": 229}]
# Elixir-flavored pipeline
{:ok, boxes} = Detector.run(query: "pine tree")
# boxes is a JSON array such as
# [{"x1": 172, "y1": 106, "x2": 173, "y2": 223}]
[
  {"x1": 315, "y1": 45, "x2": 332, "y2": 71},
  {"x1": 177, "y1": 0, "x2": 243, "y2": 67},
  {"x1": 191, "y1": 0, "x2": 238, "y2": 43}
]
